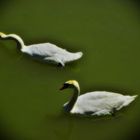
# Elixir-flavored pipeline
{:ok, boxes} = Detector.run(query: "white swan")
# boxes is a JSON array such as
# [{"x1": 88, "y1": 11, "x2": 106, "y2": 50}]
[
  {"x1": 60, "y1": 80, "x2": 137, "y2": 116},
  {"x1": 0, "y1": 32, "x2": 83, "y2": 66}
]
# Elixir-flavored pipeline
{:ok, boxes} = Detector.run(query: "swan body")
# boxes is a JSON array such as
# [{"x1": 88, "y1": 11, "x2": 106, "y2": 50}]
[
  {"x1": 0, "y1": 32, "x2": 83, "y2": 66},
  {"x1": 60, "y1": 80, "x2": 137, "y2": 116}
]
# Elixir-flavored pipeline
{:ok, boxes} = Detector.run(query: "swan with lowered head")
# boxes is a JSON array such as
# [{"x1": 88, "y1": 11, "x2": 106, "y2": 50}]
[
  {"x1": 0, "y1": 32, "x2": 83, "y2": 67},
  {"x1": 60, "y1": 80, "x2": 137, "y2": 116}
]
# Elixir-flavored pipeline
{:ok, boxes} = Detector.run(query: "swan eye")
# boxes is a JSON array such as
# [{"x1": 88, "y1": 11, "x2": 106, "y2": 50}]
[{"x1": 60, "y1": 83, "x2": 69, "y2": 90}]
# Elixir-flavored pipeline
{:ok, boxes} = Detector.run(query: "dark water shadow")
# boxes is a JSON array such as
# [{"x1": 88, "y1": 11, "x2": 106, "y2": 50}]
[
  {"x1": 0, "y1": 115, "x2": 34, "y2": 140},
  {"x1": 120, "y1": 0, "x2": 140, "y2": 13},
  {"x1": 0, "y1": 119, "x2": 16, "y2": 140},
  {"x1": 130, "y1": 0, "x2": 140, "y2": 7},
  {"x1": 0, "y1": 0, "x2": 9, "y2": 8},
  {"x1": 118, "y1": 0, "x2": 140, "y2": 8},
  {"x1": 129, "y1": 0, "x2": 140, "y2": 16},
  {"x1": 0, "y1": 0, "x2": 14, "y2": 16},
  {"x1": 128, "y1": 123, "x2": 140, "y2": 140}
]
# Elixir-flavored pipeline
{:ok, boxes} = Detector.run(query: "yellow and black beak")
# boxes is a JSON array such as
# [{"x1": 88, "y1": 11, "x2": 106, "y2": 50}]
[{"x1": 60, "y1": 83, "x2": 69, "y2": 90}]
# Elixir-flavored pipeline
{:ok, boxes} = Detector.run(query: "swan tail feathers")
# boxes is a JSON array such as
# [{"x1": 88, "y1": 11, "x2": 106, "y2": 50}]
[
  {"x1": 123, "y1": 95, "x2": 138, "y2": 107},
  {"x1": 75, "y1": 52, "x2": 83, "y2": 60},
  {"x1": 69, "y1": 52, "x2": 83, "y2": 61}
]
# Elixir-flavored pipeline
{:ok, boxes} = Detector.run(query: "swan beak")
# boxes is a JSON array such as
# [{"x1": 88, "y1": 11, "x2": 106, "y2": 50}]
[
  {"x1": 60, "y1": 84, "x2": 69, "y2": 90},
  {"x1": 0, "y1": 32, "x2": 5, "y2": 36},
  {"x1": 0, "y1": 32, "x2": 6, "y2": 38}
]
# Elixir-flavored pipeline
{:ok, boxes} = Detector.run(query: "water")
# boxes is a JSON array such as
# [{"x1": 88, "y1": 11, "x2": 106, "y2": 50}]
[{"x1": 0, "y1": 0, "x2": 140, "y2": 140}]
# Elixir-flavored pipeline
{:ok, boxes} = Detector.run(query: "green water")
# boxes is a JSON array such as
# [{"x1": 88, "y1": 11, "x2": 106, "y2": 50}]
[{"x1": 0, "y1": 0, "x2": 140, "y2": 140}]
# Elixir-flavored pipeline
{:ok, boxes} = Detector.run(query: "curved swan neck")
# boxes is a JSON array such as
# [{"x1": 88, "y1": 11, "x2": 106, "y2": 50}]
[
  {"x1": 65, "y1": 86, "x2": 80, "y2": 112},
  {"x1": 4, "y1": 34, "x2": 25, "y2": 49}
]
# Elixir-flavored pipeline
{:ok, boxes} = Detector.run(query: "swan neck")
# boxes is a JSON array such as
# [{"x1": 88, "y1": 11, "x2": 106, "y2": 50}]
[
  {"x1": 66, "y1": 86, "x2": 80, "y2": 112},
  {"x1": 5, "y1": 34, "x2": 25, "y2": 49}
]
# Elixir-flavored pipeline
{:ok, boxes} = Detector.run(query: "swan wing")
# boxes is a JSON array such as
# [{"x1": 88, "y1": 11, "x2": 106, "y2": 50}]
[
  {"x1": 23, "y1": 43, "x2": 83, "y2": 63},
  {"x1": 71, "y1": 91, "x2": 136, "y2": 115},
  {"x1": 26, "y1": 43, "x2": 68, "y2": 57}
]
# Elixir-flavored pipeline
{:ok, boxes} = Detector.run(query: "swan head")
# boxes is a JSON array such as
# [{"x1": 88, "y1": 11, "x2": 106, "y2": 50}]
[
  {"x1": 60, "y1": 80, "x2": 80, "y2": 92},
  {"x1": 0, "y1": 32, "x2": 7, "y2": 38}
]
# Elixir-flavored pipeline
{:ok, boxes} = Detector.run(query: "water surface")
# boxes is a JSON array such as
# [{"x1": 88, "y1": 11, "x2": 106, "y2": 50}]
[{"x1": 0, "y1": 0, "x2": 140, "y2": 140}]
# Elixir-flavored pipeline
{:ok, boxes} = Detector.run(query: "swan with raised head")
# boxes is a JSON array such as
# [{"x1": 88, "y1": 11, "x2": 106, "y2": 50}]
[
  {"x1": 0, "y1": 32, "x2": 83, "y2": 66},
  {"x1": 60, "y1": 80, "x2": 137, "y2": 116}
]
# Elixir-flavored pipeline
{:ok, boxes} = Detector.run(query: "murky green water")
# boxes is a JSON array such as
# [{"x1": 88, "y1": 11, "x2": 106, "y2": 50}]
[{"x1": 0, "y1": 0, "x2": 140, "y2": 140}]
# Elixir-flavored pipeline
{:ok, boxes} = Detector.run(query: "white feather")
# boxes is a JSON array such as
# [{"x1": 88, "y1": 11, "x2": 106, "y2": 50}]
[
  {"x1": 21, "y1": 43, "x2": 83, "y2": 66},
  {"x1": 70, "y1": 91, "x2": 137, "y2": 115}
]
